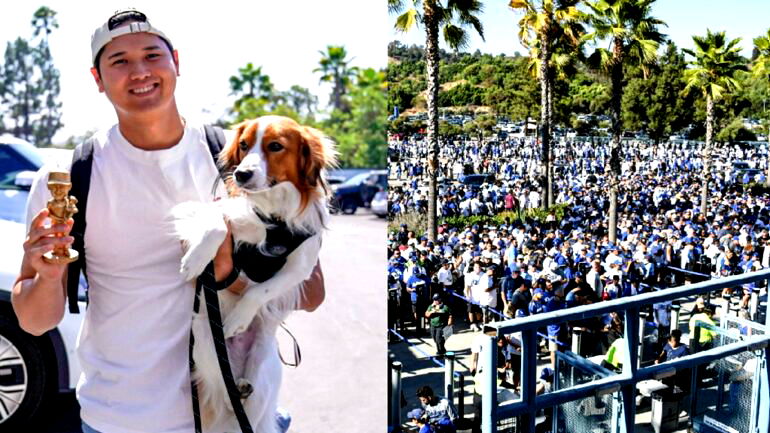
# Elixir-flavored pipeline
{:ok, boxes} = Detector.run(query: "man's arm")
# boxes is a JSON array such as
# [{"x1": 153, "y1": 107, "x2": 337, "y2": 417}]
[
  {"x1": 213, "y1": 230, "x2": 325, "y2": 312},
  {"x1": 12, "y1": 210, "x2": 72, "y2": 336}
]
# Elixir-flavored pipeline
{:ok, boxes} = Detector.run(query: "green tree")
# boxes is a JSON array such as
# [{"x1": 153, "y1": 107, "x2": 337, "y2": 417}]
[
  {"x1": 753, "y1": 29, "x2": 770, "y2": 183},
  {"x1": 584, "y1": 0, "x2": 666, "y2": 242},
  {"x1": 0, "y1": 7, "x2": 63, "y2": 146},
  {"x1": 683, "y1": 30, "x2": 748, "y2": 214},
  {"x1": 278, "y1": 85, "x2": 319, "y2": 119},
  {"x1": 229, "y1": 63, "x2": 274, "y2": 110},
  {"x1": 510, "y1": 0, "x2": 583, "y2": 208},
  {"x1": 315, "y1": 45, "x2": 357, "y2": 112},
  {"x1": 390, "y1": 0, "x2": 485, "y2": 241},
  {"x1": 622, "y1": 42, "x2": 692, "y2": 143},
  {"x1": 325, "y1": 68, "x2": 387, "y2": 168}
]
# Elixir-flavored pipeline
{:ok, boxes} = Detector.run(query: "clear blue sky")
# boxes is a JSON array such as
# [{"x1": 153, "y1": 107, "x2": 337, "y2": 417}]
[{"x1": 392, "y1": 0, "x2": 770, "y2": 58}]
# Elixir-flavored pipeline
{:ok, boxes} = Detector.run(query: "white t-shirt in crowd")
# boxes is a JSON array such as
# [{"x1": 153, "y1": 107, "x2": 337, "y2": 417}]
[
  {"x1": 26, "y1": 124, "x2": 225, "y2": 433},
  {"x1": 472, "y1": 274, "x2": 497, "y2": 308}
]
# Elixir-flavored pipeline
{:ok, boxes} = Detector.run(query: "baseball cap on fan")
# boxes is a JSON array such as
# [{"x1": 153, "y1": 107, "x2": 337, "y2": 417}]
[{"x1": 91, "y1": 8, "x2": 173, "y2": 66}]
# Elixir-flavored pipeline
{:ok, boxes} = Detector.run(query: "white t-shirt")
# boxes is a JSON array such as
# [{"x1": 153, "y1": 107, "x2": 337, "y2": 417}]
[
  {"x1": 26, "y1": 124, "x2": 224, "y2": 433},
  {"x1": 472, "y1": 274, "x2": 497, "y2": 308}
]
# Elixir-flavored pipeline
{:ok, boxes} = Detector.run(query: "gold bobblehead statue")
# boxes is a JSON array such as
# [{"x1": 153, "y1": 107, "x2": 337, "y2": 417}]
[{"x1": 43, "y1": 171, "x2": 79, "y2": 264}]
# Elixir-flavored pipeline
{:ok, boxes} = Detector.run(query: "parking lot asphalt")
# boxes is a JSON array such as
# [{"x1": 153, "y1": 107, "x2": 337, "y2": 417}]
[{"x1": 32, "y1": 209, "x2": 386, "y2": 433}]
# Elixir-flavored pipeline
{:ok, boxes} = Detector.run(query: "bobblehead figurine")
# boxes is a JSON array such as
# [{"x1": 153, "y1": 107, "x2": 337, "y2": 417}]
[{"x1": 43, "y1": 170, "x2": 79, "y2": 264}]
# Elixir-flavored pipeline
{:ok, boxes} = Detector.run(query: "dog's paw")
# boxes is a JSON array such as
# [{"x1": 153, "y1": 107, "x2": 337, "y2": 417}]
[
  {"x1": 224, "y1": 304, "x2": 255, "y2": 338},
  {"x1": 179, "y1": 230, "x2": 227, "y2": 281},
  {"x1": 237, "y1": 378, "x2": 253, "y2": 399},
  {"x1": 180, "y1": 246, "x2": 214, "y2": 281}
]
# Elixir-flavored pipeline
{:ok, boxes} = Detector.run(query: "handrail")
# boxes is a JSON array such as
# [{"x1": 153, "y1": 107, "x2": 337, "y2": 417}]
[
  {"x1": 447, "y1": 289, "x2": 568, "y2": 346},
  {"x1": 486, "y1": 268, "x2": 770, "y2": 335},
  {"x1": 481, "y1": 267, "x2": 770, "y2": 433}
]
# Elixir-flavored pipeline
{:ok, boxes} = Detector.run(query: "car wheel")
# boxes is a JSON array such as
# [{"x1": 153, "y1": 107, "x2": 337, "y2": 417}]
[
  {"x1": 0, "y1": 318, "x2": 53, "y2": 429},
  {"x1": 342, "y1": 201, "x2": 357, "y2": 215}
]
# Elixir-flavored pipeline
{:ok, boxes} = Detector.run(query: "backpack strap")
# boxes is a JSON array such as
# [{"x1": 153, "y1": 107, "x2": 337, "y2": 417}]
[
  {"x1": 203, "y1": 124, "x2": 226, "y2": 170},
  {"x1": 66, "y1": 138, "x2": 96, "y2": 314}
]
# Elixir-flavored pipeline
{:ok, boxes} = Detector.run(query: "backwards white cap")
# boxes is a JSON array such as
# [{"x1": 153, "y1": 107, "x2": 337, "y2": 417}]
[{"x1": 91, "y1": 8, "x2": 171, "y2": 65}]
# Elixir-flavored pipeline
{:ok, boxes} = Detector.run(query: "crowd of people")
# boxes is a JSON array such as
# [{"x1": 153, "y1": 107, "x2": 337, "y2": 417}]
[
  {"x1": 388, "y1": 135, "x2": 769, "y2": 217},
  {"x1": 389, "y1": 134, "x2": 770, "y2": 430}
]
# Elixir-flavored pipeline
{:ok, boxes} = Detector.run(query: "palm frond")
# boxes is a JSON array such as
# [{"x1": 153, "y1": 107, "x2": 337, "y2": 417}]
[{"x1": 395, "y1": 8, "x2": 421, "y2": 32}]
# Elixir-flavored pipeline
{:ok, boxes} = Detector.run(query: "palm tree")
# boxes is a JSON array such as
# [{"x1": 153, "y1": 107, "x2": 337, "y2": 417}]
[
  {"x1": 389, "y1": 0, "x2": 485, "y2": 241},
  {"x1": 229, "y1": 63, "x2": 273, "y2": 107},
  {"x1": 683, "y1": 30, "x2": 747, "y2": 214},
  {"x1": 31, "y1": 6, "x2": 58, "y2": 44},
  {"x1": 315, "y1": 45, "x2": 357, "y2": 112},
  {"x1": 753, "y1": 29, "x2": 770, "y2": 183},
  {"x1": 510, "y1": 0, "x2": 583, "y2": 209},
  {"x1": 584, "y1": 0, "x2": 666, "y2": 243}
]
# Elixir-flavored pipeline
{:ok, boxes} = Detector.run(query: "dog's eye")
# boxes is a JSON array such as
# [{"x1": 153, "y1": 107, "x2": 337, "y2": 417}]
[
  {"x1": 267, "y1": 141, "x2": 284, "y2": 152},
  {"x1": 239, "y1": 140, "x2": 249, "y2": 152}
]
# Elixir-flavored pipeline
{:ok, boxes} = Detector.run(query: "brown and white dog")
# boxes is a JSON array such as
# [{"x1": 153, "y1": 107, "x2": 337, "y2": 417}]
[{"x1": 171, "y1": 115, "x2": 336, "y2": 432}]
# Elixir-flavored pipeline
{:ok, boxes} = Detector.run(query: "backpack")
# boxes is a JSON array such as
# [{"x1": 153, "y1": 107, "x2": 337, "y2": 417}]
[{"x1": 65, "y1": 124, "x2": 226, "y2": 313}]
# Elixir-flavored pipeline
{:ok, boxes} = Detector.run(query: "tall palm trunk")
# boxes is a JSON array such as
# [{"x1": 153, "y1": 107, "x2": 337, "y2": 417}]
[
  {"x1": 539, "y1": 30, "x2": 551, "y2": 210},
  {"x1": 766, "y1": 115, "x2": 770, "y2": 187},
  {"x1": 701, "y1": 94, "x2": 714, "y2": 214},
  {"x1": 546, "y1": 66, "x2": 555, "y2": 207},
  {"x1": 608, "y1": 39, "x2": 624, "y2": 244},
  {"x1": 424, "y1": 2, "x2": 440, "y2": 241}
]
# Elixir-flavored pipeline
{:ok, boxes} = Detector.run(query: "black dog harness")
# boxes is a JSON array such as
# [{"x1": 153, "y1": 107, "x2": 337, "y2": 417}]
[
  {"x1": 234, "y1": 214, "x2": 315, "y2": 283},
  {"x1": 190, "y1": 216, "x2": 314, "y2": 433}
]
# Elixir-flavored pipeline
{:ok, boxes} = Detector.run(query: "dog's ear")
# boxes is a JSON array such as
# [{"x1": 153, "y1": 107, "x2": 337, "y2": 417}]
[
  {"x1": 299, "y1": 126, "x2": 337, "y2": 189},
  {"x1": 219, "y1": 121, "x2": 249, "y2": 171}
]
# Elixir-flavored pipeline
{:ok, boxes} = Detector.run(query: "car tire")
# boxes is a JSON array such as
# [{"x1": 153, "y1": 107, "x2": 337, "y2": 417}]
[
  {"x1": 341, "y1": 201, "x2": 357, "y2": 215},
  {"x1": 0, "y1": 317, "x2": 54, "y2": 429}
]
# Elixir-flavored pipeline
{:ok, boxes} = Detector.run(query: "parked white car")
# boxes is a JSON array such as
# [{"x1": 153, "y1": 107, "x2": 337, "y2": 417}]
[
  {"x1": 370, "y1": 190, "x2": 388, "y2": 218},
  {"x1": 0, "y1": 137, "x2": 83, "y2": 428}
]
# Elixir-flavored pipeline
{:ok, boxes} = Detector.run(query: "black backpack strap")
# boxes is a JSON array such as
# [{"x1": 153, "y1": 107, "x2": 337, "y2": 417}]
[
  {"x1": 204, "y1": 124, "x2": 226, "y2": 171},
  {"x1": 66, "y1": 138, "x2": 96, "y2": 314}
]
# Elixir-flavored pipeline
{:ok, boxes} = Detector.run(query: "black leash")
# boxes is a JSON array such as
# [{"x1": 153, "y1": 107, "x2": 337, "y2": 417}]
[
  {"x1": 190, "y1": 262, "x2": 252, "y2": 433},
  {"x1": 188, "y1": 215, "x2": 313, "y2": 432}
]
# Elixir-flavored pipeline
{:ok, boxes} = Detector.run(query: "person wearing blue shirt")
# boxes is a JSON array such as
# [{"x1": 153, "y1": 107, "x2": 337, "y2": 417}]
[
  {"x1": 407, "y1": 270, "x2": 430, "y2": 334},
  {"x1": 542, "y1": 289, "x2": 566, "y2": 368},
  {"x1": 406, "y1": 408, "x2": 435, "y2": 433}
]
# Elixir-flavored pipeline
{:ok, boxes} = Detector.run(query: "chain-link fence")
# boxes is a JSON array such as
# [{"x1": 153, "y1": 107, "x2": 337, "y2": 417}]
[
  {"x1": 554, "y1": 360, "x2": 617, "y2": 433},
  {"x1": 691, "y1": 320, "x2": 764, "y2": 433}
]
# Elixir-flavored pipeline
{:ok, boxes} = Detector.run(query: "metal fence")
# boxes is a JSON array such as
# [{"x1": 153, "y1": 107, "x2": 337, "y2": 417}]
[{"x1": 480, "y1": 269, "x2": 770, "y2": 433}]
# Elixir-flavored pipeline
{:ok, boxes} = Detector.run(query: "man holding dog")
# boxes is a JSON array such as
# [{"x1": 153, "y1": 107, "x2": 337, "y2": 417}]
[{"x1": 11, "y1": 8, "x2": 323, "y2": 433}]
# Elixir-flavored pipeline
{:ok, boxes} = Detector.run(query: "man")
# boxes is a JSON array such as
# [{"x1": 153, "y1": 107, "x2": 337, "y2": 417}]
[
  {"x1": 586, "y1": 259, "x2": 604, "y2": 301},
  {"x1": 11, "y1": 9, "x2": 324, "y2": 433},
  {"x1": 406, "y1": 408, "x2": 435, "y2": 433},
  {"x1": 416, "y1": 386, "x2": 458, "y2": 432},
  {"x1": 425, "y1": 294, "x2": 453, "y2": 357},
  {"x1": 436, "y1": 259, "x2": 454, "y2": 296},
  {"x1": 472, "y1": 265, "x2": 498, "y2": 325},
  {"x1": 407, "y1": 268, "x2": 431, "y2": 334},
  {"x1": 464, "y1": 262, "x2": 484, "y2": 331},
  {"x1": 689, "y1": 307, "x2": 717, "y2": 351}
]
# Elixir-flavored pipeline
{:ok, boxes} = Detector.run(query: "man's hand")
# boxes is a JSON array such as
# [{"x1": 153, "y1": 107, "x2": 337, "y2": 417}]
[
  {"x1": 299, "y1": 260, "x2": 324, "y2": 312},
  {"x1": 12, "y1": 208, "x2": 72, "y2": 336},
  {"x1": 213, "y1": 226, "x2": 233, "y2": 283},
  {"x1": 18, "y1": 209, "x2": 73, "y2": 284}
]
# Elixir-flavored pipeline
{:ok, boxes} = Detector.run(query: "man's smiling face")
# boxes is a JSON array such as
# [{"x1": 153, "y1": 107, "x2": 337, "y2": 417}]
[{"x1": 91, "y1": 30, "x2": 179, "y2": 116}]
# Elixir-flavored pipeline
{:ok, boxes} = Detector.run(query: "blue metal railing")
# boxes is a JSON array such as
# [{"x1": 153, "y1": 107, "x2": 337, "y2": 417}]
[{"x1": 481, "y1": 268, "x2": 770, "y2": 433}]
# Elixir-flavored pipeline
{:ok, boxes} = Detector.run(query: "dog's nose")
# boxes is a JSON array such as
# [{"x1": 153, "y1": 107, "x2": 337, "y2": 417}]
[{"x1": 234, "y1": 170, "x2": 253, "y2": 184}]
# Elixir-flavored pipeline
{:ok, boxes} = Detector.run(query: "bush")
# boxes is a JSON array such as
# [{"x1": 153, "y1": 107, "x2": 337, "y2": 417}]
[
  {"x1": 388, "y1": 203, "x2": 572, "y2": 236},
  {"x1": 389, "y1": 212, "x2": 429, "y2": 235}
]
